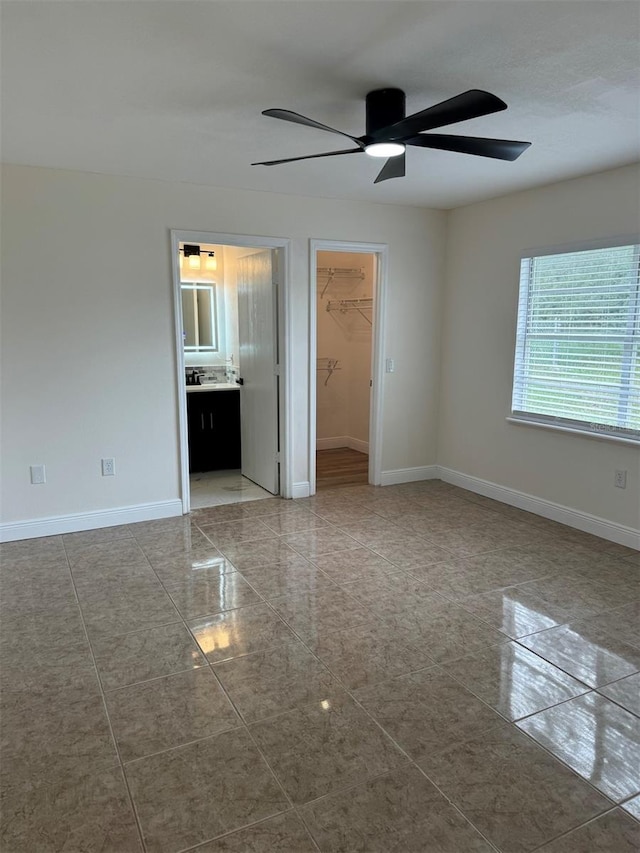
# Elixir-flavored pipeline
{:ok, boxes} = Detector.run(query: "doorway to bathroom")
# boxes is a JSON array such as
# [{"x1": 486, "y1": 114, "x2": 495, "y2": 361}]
[
  {"x1": 171, "y1": 230, "x2": 291, "y2": 513},
  {"x1": 310, "y1": 240, "x2": 387, "y2": 493}
]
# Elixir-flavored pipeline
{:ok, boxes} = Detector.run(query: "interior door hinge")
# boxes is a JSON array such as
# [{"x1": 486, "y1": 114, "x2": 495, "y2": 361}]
[
  {"x1": 275, "y1": 452, "x2": 281, "y2": 463},
  {"x1": 274, "y1": 364, "x2": 281, "y2": 376}
]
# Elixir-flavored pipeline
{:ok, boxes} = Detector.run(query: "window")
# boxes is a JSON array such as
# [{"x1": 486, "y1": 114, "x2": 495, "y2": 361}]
[{"x1": 511, "y1": 241, "x2": 640, "y2": 443}]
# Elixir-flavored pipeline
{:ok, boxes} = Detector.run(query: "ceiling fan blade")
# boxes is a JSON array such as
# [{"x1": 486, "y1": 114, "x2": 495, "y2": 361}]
[
  {"x1": 406, "y1": 133, "x2": 531, "y2": 161},
  {"x1": 372, "y1": 90, "x2": 507, "y2": 141},
  {"x1": 263, "y1": 109, "x2": 364, "y2": 147},
  {"x1": 252, "y1": 147, "x2": 364, "y2": 167},
  {"x1": 373, "y1": 152, "x2": 406, "y2": 184}
]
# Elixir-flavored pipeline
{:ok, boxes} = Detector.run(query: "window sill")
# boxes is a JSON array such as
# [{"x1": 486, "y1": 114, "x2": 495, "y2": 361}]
[{"x1": 506, "y1": 416, "x2": 640, "y2": 447}]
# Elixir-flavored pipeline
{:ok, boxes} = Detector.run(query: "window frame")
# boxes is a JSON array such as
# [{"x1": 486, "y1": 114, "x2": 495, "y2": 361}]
[{"x1": 509, "y1": 236, "x2": 640, "y2": 446}]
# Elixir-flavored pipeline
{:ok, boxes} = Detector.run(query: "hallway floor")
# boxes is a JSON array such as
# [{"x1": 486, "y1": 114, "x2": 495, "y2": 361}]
[{"x1": 1, "y1": 480, "x2": 639, "y2": 852}]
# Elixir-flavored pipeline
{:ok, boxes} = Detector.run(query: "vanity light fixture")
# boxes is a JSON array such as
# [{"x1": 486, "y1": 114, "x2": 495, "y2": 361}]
[
  {"x1": 182, "y1": 244, "x2": 202, "y2": 271},
  {"x1": 205, "y1": 251, "x2": 217, "y2": 271}
]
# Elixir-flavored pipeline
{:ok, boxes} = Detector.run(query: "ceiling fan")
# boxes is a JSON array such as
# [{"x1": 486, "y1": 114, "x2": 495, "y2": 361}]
[{"x1": 252, "y1": 88, "x2": 531, "y2": 183}]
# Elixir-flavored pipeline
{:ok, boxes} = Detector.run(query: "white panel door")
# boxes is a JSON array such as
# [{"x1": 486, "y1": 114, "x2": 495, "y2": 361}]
[{"x1": 237, "y1": 250, "x2": 279, "y2": 494}]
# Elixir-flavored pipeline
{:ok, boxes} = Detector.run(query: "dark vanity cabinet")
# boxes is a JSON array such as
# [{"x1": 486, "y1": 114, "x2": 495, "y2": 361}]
[{"x1": 187, "y1": 390, "x2": 241, "y2": 472}]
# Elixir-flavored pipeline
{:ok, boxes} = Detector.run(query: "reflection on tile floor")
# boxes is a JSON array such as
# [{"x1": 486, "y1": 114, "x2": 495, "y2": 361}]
[{"x1": 1, "y1": 479, "x2": 639, "y2": 852}]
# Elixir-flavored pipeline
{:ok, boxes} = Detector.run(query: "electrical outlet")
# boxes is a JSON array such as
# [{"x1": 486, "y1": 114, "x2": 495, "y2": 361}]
[
  {"x1": 101, "y1": 457, "x2": 115, "y2": 477},
  {"x1": 614, "y1": 469, "x2": 627, "y2": 489},
  {"x1": 30, "y1": 464, "x2": 46, "y2": 485},
  {"x1": 385, "y1": 358, "x2": 395, "y2": 373}
]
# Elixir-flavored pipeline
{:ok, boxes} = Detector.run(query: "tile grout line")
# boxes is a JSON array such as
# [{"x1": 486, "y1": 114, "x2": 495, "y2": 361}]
[{"x1": 61, "y1": 538, "x2": 148, "y2": 853}]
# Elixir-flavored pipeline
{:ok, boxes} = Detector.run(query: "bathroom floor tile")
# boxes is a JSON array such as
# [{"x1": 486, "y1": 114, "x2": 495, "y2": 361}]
[
  {"x1": 106, "y1": 668, "x2": 241, "y2": 761},
  {"x1": 419, "y1": 723, "x2": 610, "y2": 853},
  {"x1": 188, "y1": 603, "x2": 295, "y2": 663},
  {"x1": 443, "y1": 641, "x2": 589, "y2": 720},
  {"x1": 598, "y1": 672, "x2": 640, "y2": 716},
  {"x1": 0, "y1": 767, "x2": 142, "y2": 853},
  {"x1": 535, "y1": 809, "x2": 640, "y2": 852},
  {"x1": 125, "y1": 728, "x2": 289, "y2": 853},
  {"x1": 212, "y1": 638, "x2": 339, "y2": 722},
  {"x1": 353, "y1": 666, "x2": 503, "y2": 761},
  {"x1": 164, "y1": 572, "x2": 262, "y2": 620},
  {"x1": 193, "y1": 812, "x2": 317, "y2": 852},
  {"x1": 92, "y1": 622, "x2": 206, "y2": 690},
  {"x1": 517, "y1": 692, "x2": 640, "y2": 802},
  {"x1": 519, "y1": 620, "x2": 640, "y2": 688},
  {"x1": 300, "y1": 765, "x2": 494, "y2": 852},
  {"x1": 249, "y1": 691, "x2": 407, "y2": 804}
]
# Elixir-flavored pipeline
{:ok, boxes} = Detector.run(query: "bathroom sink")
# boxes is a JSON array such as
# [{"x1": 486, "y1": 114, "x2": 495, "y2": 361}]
[{"x1": 186, "y1": 383, "x2": 240, "y2": 392}]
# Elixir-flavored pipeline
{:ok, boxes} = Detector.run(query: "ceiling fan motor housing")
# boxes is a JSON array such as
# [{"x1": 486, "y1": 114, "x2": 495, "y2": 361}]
[{"x1": 365, "y1": 88, "x2": 406, "y2": 138}]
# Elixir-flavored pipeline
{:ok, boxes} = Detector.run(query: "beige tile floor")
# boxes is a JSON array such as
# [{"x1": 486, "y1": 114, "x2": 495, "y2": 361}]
[
  {"x1": 189, "y1": 470, "x2": 273, "y2": 509},
  {"x1": 1, "y1": 480, "x2": 639, "y2": 852}
]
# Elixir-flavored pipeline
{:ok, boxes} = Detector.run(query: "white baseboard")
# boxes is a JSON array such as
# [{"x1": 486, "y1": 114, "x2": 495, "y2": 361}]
[
  {"x1": 0, "y1": 499, "x2": 184, "y2": 542},
  {"x1": 316, "y1": 436, "x2": 369, "y2": 454},
  {"x1": 380, "y1": 465, "x2": 439, "y2": 487},
  {"x1": 438, "y1": 466, "x2": 640, "y2": 550},
  {"x1": 291, "y1": 481, "x2": 311, "y2": 499}
]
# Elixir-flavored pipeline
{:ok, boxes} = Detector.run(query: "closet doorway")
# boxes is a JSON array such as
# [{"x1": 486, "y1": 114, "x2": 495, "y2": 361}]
[{"x1": 309, "y1": 240, "x2": 387, "y2": 493}]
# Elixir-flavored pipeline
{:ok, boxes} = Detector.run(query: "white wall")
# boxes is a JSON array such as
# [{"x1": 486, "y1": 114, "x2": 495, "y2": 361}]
[
  {"x1": 0, "y1": 163, "x2": 445, "y2": 530},
  {"x1": 439, "y1": 164, "x2": 640, "y2": 530},
  {"x1": 316, "y1": 251, "x2": 373, "y2": 450}
]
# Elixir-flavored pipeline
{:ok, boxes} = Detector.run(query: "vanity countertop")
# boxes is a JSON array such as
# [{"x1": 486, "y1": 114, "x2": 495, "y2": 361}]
[{"x1": 186, "y1": 383, "x2": 240, "y2": 393}]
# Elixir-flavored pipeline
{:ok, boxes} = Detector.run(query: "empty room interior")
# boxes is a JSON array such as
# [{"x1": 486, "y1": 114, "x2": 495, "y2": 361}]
[{"x1": 1, "y1": 2, "x2": 639, "y2": 852}]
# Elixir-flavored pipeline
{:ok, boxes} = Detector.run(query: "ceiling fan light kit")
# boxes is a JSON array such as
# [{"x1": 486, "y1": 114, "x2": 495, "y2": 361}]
[{"x1": 253, "y1": 87, "x2": 531, "y2": 183}]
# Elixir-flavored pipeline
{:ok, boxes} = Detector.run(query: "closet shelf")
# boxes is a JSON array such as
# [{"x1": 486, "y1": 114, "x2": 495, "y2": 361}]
[
  {"x1": 318, "y1": 267, "x2": 365, "y2": 298},
  {"x1": 326, "y1": 298, "x2": 373, "y2": 325},
  {"x1": 316, "y1": 357, "x2": 341, "y2": 385}
]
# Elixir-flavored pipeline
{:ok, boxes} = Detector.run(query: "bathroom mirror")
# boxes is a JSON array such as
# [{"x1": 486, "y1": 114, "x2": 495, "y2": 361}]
[{"x1": 181, "y1": 284, "x2": 218, "y2": 351}]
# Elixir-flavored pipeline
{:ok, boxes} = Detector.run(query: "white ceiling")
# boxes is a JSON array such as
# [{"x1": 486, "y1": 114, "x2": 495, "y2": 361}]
[{"x1": 2, "y1": 1, "x2": 639, "y2": 209}]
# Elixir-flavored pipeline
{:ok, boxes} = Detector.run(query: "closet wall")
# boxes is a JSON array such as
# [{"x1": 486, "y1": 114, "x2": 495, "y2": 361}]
[{"x1": 316, "y1": 251, "x2": 373, "y2": 453}]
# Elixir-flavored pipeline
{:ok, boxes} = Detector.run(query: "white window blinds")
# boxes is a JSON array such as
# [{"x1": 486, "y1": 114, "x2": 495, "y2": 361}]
[{"x1": 511, "y1": 242, "x2": 640, "y2": 442}]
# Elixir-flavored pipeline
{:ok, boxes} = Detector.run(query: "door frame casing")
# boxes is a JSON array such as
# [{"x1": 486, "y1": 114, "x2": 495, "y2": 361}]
[
  {"x1": 171, "y1": 230, "x2": 292, "y2": 513},
  {"x1": 309, "y1": 239, "x2": 388, "y2": 494}
]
